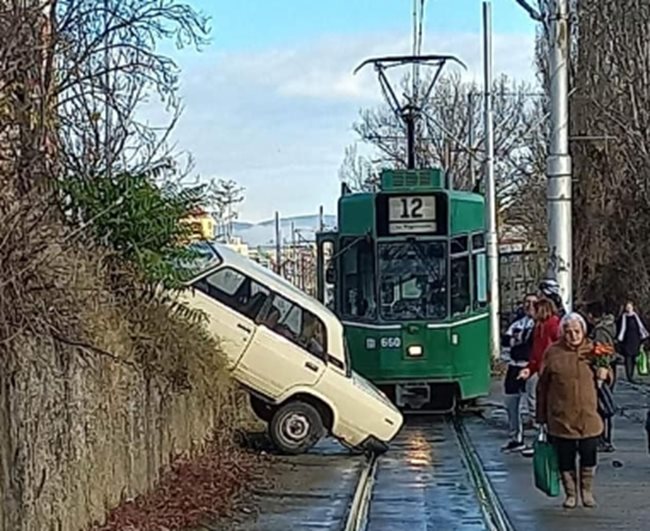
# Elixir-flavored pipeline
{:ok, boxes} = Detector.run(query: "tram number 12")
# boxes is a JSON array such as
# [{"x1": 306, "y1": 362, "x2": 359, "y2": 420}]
[
  {"x1": 380, "y1": 337, "x2": 401, "y2": 349},
  {"x1": 400, "y1": 197, "x2": 423, "y2": 219}
]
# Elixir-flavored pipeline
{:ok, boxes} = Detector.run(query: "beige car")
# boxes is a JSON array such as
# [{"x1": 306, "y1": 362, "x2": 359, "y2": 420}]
[{"x1": 182, "y1": 242, "x2": 403, "y2": 454}]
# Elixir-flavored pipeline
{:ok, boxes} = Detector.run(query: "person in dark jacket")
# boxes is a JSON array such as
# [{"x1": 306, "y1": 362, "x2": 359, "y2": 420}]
[
  {"x1": 587, "y1": 301, "x2": 617, "y2": 452},
  {"x1": 616, "y1": 301, "x2": 649, "y2": 382}
]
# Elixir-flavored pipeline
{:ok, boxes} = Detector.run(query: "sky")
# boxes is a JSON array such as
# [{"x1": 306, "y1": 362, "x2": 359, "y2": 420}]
[{"x1": 148, "y1": 0, "x2": 538, "y2": 223}]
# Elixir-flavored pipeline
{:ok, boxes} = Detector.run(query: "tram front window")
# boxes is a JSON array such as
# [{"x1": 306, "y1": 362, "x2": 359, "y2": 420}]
[{"x1": 378, "y1": 241, "x2": 447, "y2": 321}]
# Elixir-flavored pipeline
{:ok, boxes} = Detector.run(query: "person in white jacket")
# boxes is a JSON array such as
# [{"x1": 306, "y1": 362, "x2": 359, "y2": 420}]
[{"x1": 501, "y1": 293, "x2": 537, "y2": 452}]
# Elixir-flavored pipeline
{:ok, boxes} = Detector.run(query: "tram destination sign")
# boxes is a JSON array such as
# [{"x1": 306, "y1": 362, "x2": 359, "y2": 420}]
[
  {"x1": 387, "y1": 195, "x2": 437, "y2": 234},
  {"x1": 376, "y1": 192, "x2": 447, "y2": 237}
]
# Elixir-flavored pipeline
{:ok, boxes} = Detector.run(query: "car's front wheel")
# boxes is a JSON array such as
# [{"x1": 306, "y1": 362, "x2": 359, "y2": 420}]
[{"x1": 269, "y1": 400, "x2": 324, "y2": 454}]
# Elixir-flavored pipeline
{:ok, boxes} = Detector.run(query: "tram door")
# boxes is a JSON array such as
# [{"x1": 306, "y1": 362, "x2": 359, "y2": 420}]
[{"x1": 316, "y1": 233, "x2": 337, "y2": 310}]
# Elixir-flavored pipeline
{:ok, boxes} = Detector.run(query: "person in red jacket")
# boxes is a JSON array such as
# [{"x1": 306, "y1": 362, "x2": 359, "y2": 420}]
[
  {"x1": 517, "y1": 298, "x2": 561, "y2": 456},
  {"x1": 527, "y1": 299, "x2": 562, "y2": 376}
]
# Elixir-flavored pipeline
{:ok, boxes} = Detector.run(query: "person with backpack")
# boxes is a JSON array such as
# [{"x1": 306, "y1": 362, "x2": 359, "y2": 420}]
[
  {"x1": 587, "y1": 301, "x2": 617, "y2": 452},
  {"x1": 501, "y1": 293, "x2": 537, "y2": 453}
]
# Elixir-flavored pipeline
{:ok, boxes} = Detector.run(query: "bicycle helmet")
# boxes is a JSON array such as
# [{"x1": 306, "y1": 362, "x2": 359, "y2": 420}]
[{"x1": 539, "y1": 278, "x2": 560, "y2": 297}]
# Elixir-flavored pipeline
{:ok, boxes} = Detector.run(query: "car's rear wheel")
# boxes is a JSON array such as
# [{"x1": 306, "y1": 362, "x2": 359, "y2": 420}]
[
  {"x1": 269, "y1": 401, "x2": 324, "y2": 454},
  {"x1": 249, "y1": 395, "x2": 274, "y2": 423}
]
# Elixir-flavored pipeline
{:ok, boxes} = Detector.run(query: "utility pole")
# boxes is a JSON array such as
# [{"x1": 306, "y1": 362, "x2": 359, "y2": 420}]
[
  {"x1": 274, "y1": 211, "x2": 281, "y2": 275},
  {"x1": 291, "y1": 222, "x2": 296, "y2": 285},
  {"x1": 547, "y1": 0, "x2": 573, "y2": 311},
  {"x1": 468, "y1": 92, "x2": 476, "y2": 189},
  {"x1": 483, "y1": 1, "x2": 500, "y2": 360}
]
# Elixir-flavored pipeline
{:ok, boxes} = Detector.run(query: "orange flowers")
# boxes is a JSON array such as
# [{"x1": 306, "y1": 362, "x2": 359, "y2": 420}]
[{"x1": 590, "y1": 342, "x2": 615, "y2": 368}]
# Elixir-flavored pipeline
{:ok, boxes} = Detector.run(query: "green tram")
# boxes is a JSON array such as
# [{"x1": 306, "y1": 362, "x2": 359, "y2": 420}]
[{"x1": 315, "y1": 167, "x2": 490, "y2": 411}]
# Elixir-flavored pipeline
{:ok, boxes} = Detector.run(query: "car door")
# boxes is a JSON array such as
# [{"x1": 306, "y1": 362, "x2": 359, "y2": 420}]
[
  {"x1": 237, "y1": 293, "x2": 326, "y2": 400},
  {"x1": 188, "y1": 267, "x2": 267, "y2": 369}
]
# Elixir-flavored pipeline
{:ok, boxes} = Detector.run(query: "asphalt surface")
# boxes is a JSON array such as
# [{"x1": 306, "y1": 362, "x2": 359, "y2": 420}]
[
  {"x1": 470, "y1": 373, "x2": 650, "y2": 531},
  {"x1": 207, "y1": 372, "x2": 650, "y2": 530}
]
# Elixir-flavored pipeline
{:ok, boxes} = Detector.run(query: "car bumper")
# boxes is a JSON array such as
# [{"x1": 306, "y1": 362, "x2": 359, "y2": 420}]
[{"x1": 359, "y1": 435, "x2": 389, "y2": 454}]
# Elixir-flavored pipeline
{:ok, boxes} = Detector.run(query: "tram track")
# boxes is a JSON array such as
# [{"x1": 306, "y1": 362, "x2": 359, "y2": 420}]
[
  {"x1": 342, "y1": 414, "x2": 514, "y2": 531},
  {"x1": 343, "y1": 454, "x2": 377, "y2": 531},
  {"x1": 452, "y1": 415, "x2": 515, "y2": 531}
]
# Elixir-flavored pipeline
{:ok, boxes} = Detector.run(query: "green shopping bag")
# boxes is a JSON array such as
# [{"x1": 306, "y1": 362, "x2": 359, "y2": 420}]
[
  {"x1": 533, "y1": 429, "x2": 561, "y2": 497},
  {"x1": 637, "y1": 350, "x2": 648, "y2": 376}
]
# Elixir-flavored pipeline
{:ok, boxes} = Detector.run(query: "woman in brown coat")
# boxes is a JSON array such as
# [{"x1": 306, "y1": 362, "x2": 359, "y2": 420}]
[{"x1": 536, "y1": 312, "x2": 612, "y2": 509}]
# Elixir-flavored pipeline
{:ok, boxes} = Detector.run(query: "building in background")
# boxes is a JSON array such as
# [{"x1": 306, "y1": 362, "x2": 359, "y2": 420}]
[{"x1": 182, "y1": 208, "x2": 216, "y2": 241}]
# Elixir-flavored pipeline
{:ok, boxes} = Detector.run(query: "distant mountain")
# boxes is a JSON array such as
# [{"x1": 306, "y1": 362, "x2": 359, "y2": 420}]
[{"x1": 220, "y1": 214, "x2": 337, "y2": 248}]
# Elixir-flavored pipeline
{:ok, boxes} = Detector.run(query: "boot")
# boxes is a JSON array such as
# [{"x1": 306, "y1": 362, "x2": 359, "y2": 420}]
[
  {"x1": 560, "y1": 471, "x2": 578, "y2": 509},
  {"x1": 580, "y1": 467, "x2": 597, "y2": 508}
]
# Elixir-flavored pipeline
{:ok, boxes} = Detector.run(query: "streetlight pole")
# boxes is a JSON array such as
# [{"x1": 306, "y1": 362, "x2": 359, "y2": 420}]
[
  {"x1": 547, "y1": 0, "x2": 573, "y2": 311},
  {"x1": 483, "y1": 1, "x2": 500, "y2": 360},
  {"x1": 512, "y1": 0, "x2": 573, "y2": 311}
]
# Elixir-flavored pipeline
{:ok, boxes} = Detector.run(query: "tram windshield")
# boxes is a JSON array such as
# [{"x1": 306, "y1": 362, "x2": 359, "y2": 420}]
[{"x1": 378, "y1": 241, "x2": 447, "y2": 321}]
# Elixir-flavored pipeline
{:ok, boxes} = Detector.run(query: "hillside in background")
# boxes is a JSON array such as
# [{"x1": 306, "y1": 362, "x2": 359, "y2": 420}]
[{"x1": 223, "y1": 214, "x2": 337, "y2": 247}]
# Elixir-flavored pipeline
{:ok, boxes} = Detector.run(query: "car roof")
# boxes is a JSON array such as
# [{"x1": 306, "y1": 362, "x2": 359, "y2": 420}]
[{"x1": 188, "y1": 242, "x2": 343, "y2": 330}]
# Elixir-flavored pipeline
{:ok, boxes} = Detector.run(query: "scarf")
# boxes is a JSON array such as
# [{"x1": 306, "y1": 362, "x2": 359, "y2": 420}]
[{"x1": 617, "y1": 311, "x2": 649, "y2": 342}]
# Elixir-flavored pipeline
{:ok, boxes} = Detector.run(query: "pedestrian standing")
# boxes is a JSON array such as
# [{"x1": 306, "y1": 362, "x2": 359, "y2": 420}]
[
  {"x1": 517, "y1": 298, "x2": 561, "y2": 457},
  {"x1": 536, "y1": 313, "x2": 613, "y2": 509},
  {"x1": 587, "y1": 301, "x2": 617, "y2": 452},
  {"x1": 501, "y1": 293, "x2": 537, "y2": 453},
  {"x1": 616, "y1": 301, "x2": 649, "y2": 382}
]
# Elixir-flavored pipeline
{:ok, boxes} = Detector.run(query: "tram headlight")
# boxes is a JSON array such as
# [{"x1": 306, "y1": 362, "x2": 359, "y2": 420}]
[{"x1": 407, "y1": 345, "x2": 423, "y2": 357}]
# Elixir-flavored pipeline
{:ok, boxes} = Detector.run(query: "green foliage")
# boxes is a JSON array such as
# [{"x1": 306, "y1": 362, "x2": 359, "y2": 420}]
[{"x1": 62, "y1": 169, "x2": 208, "y2": 288}]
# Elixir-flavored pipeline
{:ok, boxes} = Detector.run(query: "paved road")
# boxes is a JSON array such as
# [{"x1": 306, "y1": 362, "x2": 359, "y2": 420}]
[
  {"x1": 471, "y1": 375, "x2": 650, "y2": 531},
  {"x1": 208, "y1": 374, "x2": 650, "y2": 530},
  {"x1": 206, "y1": 438, "x2": 364, "y2": 531},
  {"x1": 367, "y1": 418, "x2": 486, "y2": 530}
]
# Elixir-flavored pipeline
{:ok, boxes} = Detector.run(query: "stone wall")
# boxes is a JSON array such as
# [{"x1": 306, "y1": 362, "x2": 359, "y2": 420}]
[{"x1": 0, "y1": 338, "x2": 221, "y2": 531}]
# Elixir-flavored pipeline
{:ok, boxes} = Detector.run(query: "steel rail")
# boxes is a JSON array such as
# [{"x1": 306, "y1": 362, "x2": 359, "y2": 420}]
[
  {"x1": 452, "y1": 415, "x2": 515, "y2": 531},
  {"x1": 343, "y1": 454, "x2": 378, "y2": 531}
]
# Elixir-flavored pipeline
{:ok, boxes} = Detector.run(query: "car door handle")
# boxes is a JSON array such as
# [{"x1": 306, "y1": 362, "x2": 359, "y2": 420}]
[
  {"x1": 305, "y1": 361, "x2": 319, "y2": 372},
  {"x1": 237, "y1": 323, "x2": 252, "y2": 334}
]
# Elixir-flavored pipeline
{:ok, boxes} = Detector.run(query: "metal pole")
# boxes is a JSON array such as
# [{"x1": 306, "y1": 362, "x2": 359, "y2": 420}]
[
  {"x1": 319, "y1": 205, "x2": 324, "y2": 232},
  {"x1": 291, "y1": 222, "x2": 296, "y2": 285},
  {"x1": 404, "y1": 107, "x2": 417, "y2": 169},
  {"x1": 547, "y1": 0, "x2": 572, "y2": 311},
  {"x1": 468, "y1": 92, "x2": 476, "y2": 188},
  {"x1": 275, "y1": 211, "x2": 281, "y2": 275},
  {"x1": 483, "y1": 1, "x2": 500, "y2": 360}
]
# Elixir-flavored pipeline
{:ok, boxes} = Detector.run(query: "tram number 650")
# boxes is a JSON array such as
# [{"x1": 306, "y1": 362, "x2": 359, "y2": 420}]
[{"x1": 380, "y1": 337, "x2": 401, "y2": 349}]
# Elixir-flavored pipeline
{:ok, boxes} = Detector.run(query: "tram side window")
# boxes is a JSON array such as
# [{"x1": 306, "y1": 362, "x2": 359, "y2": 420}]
[
  {"x1": 472, "y1": 253, "x2": 488, "y2": 310},
  {"x1": 193, "y1": 268, "x2": 270, "y2": 320},
  {"x1": 259, "y1": 293, "x2": 327, "y2": 359},
  {"x1": 451, "y1": 256, "x2": 471, "y2": 316},
  {"x1": 341, "y1": 237, "x2": 377, "y2": 320}
]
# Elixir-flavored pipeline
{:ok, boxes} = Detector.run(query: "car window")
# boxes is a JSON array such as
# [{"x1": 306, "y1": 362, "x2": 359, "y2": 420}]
[
  {"x1": 260, "y1": 293, "x2": 328, "y2": 359},
  {"x1": 193, "y1": 267, "x2": 270, "y2": 320}
]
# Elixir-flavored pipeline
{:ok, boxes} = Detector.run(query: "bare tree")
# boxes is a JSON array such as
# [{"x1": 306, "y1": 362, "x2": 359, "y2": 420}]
[
  {"x1": 51, "y1": 0, "x2": 209, "y2": 181},
  {"x1": 341, "y1": 73, "x2": 548, "y2": 246},
  {"x1": 211, "y1": 178, "x2": 245, "y2": 241}
]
